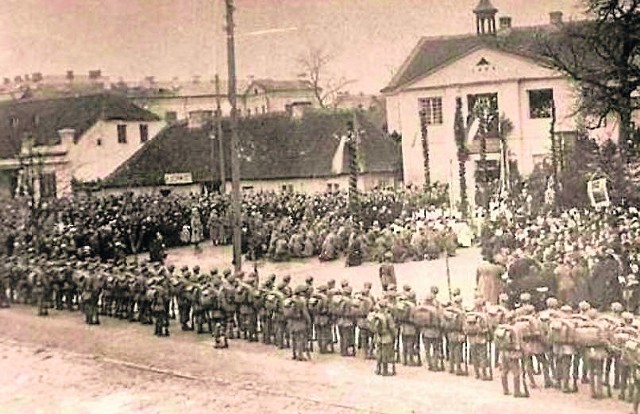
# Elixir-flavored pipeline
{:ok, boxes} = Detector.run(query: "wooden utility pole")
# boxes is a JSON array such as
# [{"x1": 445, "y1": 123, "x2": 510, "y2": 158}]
[
  {"x1": 215, "y1": 74, "x2": 226, "y2": 193},
  {"x1": 225, "y1": 0, "x2": 242, "y2": 271}
]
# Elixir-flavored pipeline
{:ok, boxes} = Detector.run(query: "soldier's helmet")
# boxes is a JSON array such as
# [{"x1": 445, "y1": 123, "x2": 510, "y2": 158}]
[
  {"x1": 546, "y1": 297, "x2": 559, "y2": 309},
  {"x1": 611, "y1": 302, "x2": 624, "y2": 313},
  {"x1": 223, "y1": 268, "x2": 232, "y2": 277},
  {"x1": 560, "y1": 305, "x2": 573, "y2": 313},
  {"x1": 430, "y1": 286, "x2": 439, "y2": 295},
  {"x1": 453, "y1": 295, "x2": 463, "y2": 304},
  {"x1": 578, "y1": 301, "x2": 591, "y2": 312},
  {"x1": 424, "y1": 292, "x2": 435, "y2": 302},
  {"x1": 283, "y1": 275, "x2": 292, "y2": 283},
  {"x1": 474, "y1": 297, "x2": 485, "y2": 307},
  {"x1": 520, "y1": 292, "x2": 531, "y2": 303},
  {"x1": 378, "y1": 299, "x2": 388, "y2": 309},
  {"x1": 317, "y1": 284, "x2": 328, "y2": 293},
  {"x1": 622, "y1": 312, "x2": 635, "y2": 323},
  {"x1": 193, "y1": 265, "x2": 200, "y2": 272},
  {"x1": 586, "y1": 308, "x2": 598, "y2": 319},
  {"x1": 403, "y1": 284, "x2": 412, "y2": 292},
  {"x1": 343, "y1": 286, "x2": 353, "y2": 295},
  {"x1": 294, "y1": 285, "x2": 307, "y2": 295},
  {"x1": 181, "y1": 265, "x2": 189, "y2": 272},
  {"x1": 305, "y1": 276, "x2": 314, "y2": 284},
  {"x1": 364, "y1": 282, "x2": 372, "y2": 289},
  {"x1": 268, "y1": 273, "x2": 277, "y2": 282},
  {"x1": 341, "y1": 279, "x2": 349, "y2": 288},
  {"x1": 452, "y1": 287, "x2": 461, "y2": 296},
  {"x1": 276, "y1": 282, "x2": 287, "y2": 291},
  {"x1": 388, "y1": 284, "x2": 397, "y2": 292},
  {"x1": 498, "y1": 293, "x2": 509, "y2": 303},
  {"x1": 210, "y1": 268, "x2": 218, "y2": 276}
]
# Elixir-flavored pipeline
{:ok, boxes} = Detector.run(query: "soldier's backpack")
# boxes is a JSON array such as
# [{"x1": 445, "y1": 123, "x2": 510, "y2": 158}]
[
  {"x1": 282, "y1": 297, "x2": 302, "y2": 319},
  {"x1": 494, "y1": 324, "x2": 519, "y2": 351},
  {"x1": 264, "y1": 291, "x2": 283, "y2": 313},
  {"x1": 307, "y1": 295, "x2": 323, "y2": 316},
  {"x1": 235, "y1": 284, "x2": 250, "y2": 305},
  {"x1": 441, "y1": 307, "x2": 464, "y2": 332},
  {"x1": 573, "y1": 321, "x2": 607, "y2": 348},
  {"x1": 513, "y1": 315, "x2": 542, "y2": 341},
  {"x1": 329, "y1": 294, "x2": 345, "y2": 317},
  {"x1": 464, "y1": 312, "x2": 488, "y2": 336},
  {"x1": 393, "y1": 300, "x2": 413, "y2": 322},
  {"x1": 611, "y1": 327, "x2": 637, "y2": 354},
  {"x1": 624, "y1": 337, "x2": 640, "y2": 365},
  {"x1": 411, "y1": 304, "x2": 439, "y2": 329},
  {"x1": 548, "y1": 318, "x2": 576, "y2": 345},
  {"x1": 200, "y1": 288, "x2": 217, "y2": 309}
]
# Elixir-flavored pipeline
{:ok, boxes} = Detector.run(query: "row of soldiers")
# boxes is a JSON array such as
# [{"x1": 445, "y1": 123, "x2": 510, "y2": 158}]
[{"x1": 5, "y1": 257, "x2": 640, "y2": 411}]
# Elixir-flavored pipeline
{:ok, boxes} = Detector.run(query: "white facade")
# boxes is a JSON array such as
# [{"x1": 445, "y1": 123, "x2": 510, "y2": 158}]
[
  {"x1": 242, "y1": 83, "x2": 318, "y2": 116},
  {"x1": 134, "y1": 95, "x2": 231, "y2": 122},
  {"x1": 19, "y1": 119, "x2": 165, "y2": 198},
  {"x1": 385, "y1": 47, "x2": 616, "y2": 207}
]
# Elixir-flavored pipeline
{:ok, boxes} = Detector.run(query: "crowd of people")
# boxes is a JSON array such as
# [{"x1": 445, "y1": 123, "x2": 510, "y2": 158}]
[
  {"x1": 6, "y1": 184, "x2": 640, "y2": 411},
  {"x1": 0, "y1": 187, "x2": 468, "y2": 267},
  {"x1": 3, "y1": 253, "x2": 640, "y2": 412}
]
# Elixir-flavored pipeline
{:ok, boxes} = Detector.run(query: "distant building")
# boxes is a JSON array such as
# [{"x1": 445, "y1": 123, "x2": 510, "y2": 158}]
[
  {"x1": 241, "y1": 79, "x2": 319, "y2": 117},
  {"x1": 382, "y1": 1, "x2": 622, "y2": 208},
  {"x1": 103, "y1": 111, "x2": 401, "y2": 196},
  {"x1": 334, "y1": 92, "x2": 383, "y2": 112},
  {"x1": 0, "y1": 94, "x2": 163, "y2": 199},
  {"x1": 0, "y1": 70, "x2": 110, "y2": 102}
]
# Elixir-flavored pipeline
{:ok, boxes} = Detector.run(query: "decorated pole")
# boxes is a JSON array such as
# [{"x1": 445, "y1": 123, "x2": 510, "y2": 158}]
[{"x1": 419, "y1": 108, "x2": 431, "y2": 190}]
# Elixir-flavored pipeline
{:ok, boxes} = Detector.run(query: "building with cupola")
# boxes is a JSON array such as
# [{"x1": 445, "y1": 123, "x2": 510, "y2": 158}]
[{"x1": 382, "y1": 0, "x2": 623, "y2": 210}]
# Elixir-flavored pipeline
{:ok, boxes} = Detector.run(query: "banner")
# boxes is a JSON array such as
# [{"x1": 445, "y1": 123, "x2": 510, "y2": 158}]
[
  {"x1": 587, "y1": 177, "x2": 610, "y2": 208},
  {"x1": 164, "y1": 172, "x2": 193, "y2": 185}
]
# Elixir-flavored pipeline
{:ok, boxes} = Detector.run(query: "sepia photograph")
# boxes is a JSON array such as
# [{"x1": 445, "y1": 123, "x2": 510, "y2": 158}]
[{"x1": 1, "y1": 0, "x2": 639, "y2": 413}]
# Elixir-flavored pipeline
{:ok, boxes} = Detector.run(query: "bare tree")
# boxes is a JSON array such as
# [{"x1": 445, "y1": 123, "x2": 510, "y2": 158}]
[
  {"x1": 297, "y1": 45, "x2": 354, "y2": 108},
  {"x1": 537, "y1": 0, "x2": 640, "y2": 156}
]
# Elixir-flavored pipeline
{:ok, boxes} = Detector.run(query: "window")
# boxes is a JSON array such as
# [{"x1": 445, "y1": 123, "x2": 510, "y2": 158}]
[
  {"x1": 117, "y1": 124, "x2": 127, "y2": 143},
  {"x1": 242, "y1": 185, "x2": 254, "y2": 192},
  {"x1": 139, "y1": 124, "x2": 149, "y2": 143},
  {"x1": 528, "y1": 89, "x2": 554, "y2": 119},
  {"x1": 165, "y1": 111, "x2": 177, "y2": 122},
  {"x1": 10, "y1": 117, "x2": 19, "y2": 128},
  {"x1": 417, "y1": 97, "x2": 443, "y2": 125},
  {"x1": 247, "y1": 109, "x2": 251, "y2": 117},
  {"x1": 261, "y1": 105, "x2": 266, "y2": 114},
  {"x1": 281, "y1": 184, "x2": 293, "y2": 193},
  {"x1": 467, "y1": 93, "x2": 499, "y2": 137},
  {"x1": 327, "y1": 183, "x2": 339, "y2": 192},
  {"x1": 39, "y1": 172, "x2": 57, "y2": 199}
]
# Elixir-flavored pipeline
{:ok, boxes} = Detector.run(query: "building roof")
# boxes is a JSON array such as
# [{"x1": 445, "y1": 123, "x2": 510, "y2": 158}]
[
  {"x1": 381, "y1": 23, "x2": 568, "y2": 93},
  {"x1": 106, "y1": 110, "x2": 400, "y2": 187},
  {"x1": 474, "y1": 0, "x2": 498, "y2": 14},
  {"x1": 0, "y1": 94, "x2": 160, "y2": 159},
  {"x1": 245, "y1": 79, "x2": 315, "y2": 94}
]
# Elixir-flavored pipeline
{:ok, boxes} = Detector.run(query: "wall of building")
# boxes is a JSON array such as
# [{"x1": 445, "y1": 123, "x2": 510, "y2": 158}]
[
  {"x1": 66, "y1": 119, "x2": 165, "y2": 185},
  {"x1": 222, "y1": 172, "x2": 399, "y2": 194},
  {"x1": 385, "y1": 47, "x2": 617, "y2": 208},
  {"x1": 134, "y1": 95, "x2": 231, "y2": 121},
  {"x1": 243, "y1": 88, "x2": 318, "y2": 116}
]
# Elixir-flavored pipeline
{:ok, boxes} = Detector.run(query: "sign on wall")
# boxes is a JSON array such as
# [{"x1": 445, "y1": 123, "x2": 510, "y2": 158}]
[
  {"x1": 164, "y1": 172, "x2": 193, "y2": 185},
  {"x1": 587, "y1": 177, "x2": 610, "y2": 208}
]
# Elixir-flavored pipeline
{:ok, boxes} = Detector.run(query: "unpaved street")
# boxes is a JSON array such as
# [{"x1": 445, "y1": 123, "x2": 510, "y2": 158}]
[{"x1": 0, "y1": 247, "x2": 632, "y2": 414}]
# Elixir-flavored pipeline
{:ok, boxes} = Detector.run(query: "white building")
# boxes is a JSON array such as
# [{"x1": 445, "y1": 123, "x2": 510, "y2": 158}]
[
  {"x1": 382, "y1": 2, "x2": 617, "y2": 208},
  {"x1": 0, "y1": 94, "x2": 164, "y2": 199},
  {"x1": 241, "y1": 79, "x2": 319, "y2": 117}
]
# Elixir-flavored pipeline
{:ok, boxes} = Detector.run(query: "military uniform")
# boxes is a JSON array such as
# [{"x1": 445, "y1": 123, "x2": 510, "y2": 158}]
[{"x1": 286, "y1": 286, "x2": 312, "y2": 361}]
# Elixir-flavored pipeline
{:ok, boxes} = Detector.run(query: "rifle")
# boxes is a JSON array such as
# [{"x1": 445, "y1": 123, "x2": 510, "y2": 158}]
[
  {"x1": 521, "y1": 357, "x2": 530, "y2": 397},
  {"x1": 463, "y1": 338, "x2": 469, "y2": 375},
  {"x1": 487, "y1": 338, "x2": 493, "y2": 380}
]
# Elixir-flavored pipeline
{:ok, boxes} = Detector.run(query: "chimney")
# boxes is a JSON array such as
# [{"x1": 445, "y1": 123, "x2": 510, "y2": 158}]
[
  {"x1": 3, "y1": 78, "x2": 10, "y2": 85},
  {"x1": 58, "y1": 128, "x2": 76, "y2": 147},
  {"x1": 66, "y1": 70, "x2": 74, "y2": 81},
  {"x1": 88, "y1": 70, "x2": 102, "y2": 80},
  {"x1": 145, "y1": 76, "x2": 155, "y2": 84},
  {"x1": 14, "y1": 75, "x2": 23, "y2": 83},
  {"x1": 24, "y1": 74, "x2": 30, "y2": 82},
  {"x1": 499, "y1": 16, "x2": 512, "y2": 30},
  {"x1": 550, "y1": 11, "x2": 563, "y2": 25},
  {"x1": 32, "y1": 72, "x2": 43, "y2": 82}
]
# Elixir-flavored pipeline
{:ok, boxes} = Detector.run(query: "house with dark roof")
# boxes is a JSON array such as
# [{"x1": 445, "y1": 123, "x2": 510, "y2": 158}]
[
  {"x1": 102, "y1": 110, "x2": 401, "y2": 196},
  {"x1": 0, "y1": 94, "x2": 164, "y2": 199},
  {"x1": 382, "y1": 1, "x2": 621, "y2": 208},
  {"x1": 241, "y1": 79, "x2": 319, "y2": 117}
]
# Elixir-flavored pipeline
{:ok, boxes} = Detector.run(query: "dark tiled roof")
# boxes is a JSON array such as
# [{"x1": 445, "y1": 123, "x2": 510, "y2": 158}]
[
  {"x1": 381, "y1": 24, "x2": 565, "y2": 93},
  {"x1": 0, "y1": 94, "x2": 160, "y2": 158},
  {"x1": 106, "y1": 111, "x2": 400, "y2": 187}
]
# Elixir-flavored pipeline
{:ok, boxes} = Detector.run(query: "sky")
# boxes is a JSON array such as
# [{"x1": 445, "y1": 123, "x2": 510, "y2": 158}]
[{"x1": 0, "y1": 0, "x2": 585, "y2": 94}]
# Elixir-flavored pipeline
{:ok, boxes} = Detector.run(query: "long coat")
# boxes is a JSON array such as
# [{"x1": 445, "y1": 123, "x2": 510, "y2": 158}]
[{"x1": 476, "y1": 261, "x2": 504, "y2": 305}]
